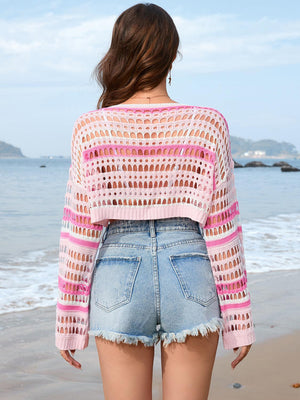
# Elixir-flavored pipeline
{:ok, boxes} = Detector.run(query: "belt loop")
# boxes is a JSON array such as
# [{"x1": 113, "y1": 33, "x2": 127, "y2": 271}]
[
  {"x1": 149, "y1": 219, "x2": 156, "y2": 238},
  {"x1": 101, "y1": 225, "x2": 109, "y2": 243},
  {"x1": 197, "y1": 222, "x2": 204, "y2": 237},
  {"x1": 95, "y1": 225, "x2": 109, "y2": 262}
]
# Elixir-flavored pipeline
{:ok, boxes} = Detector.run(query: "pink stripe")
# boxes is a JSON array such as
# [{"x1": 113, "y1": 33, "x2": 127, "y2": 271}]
[
  {"x1": 57, "y1": 302, "x2": 89, "y2": 312},
  {"x1": 63, "y1": 207, "x2": 103, "y2": 231},
  {"x1": 83, "y1": 144, "x2": 215, "y2": 164},
  {"x1": 216, "y1": 276, "x2": 247, "y2": 294},
  {"x1": 77, "y1": 105, "x2": 229, "y2": 133},
  {"x1": 220, "y1": 299, "x2": 251, "y2": 312},
  {"x1": 60, "y1": 232, "x2": 100, "y2": 249},
  {"x1": 58, "y1": 275, "x2": 91, "y2": 296},
  {"x1": 205, "y1": 228, "x2": 239, "y2": 247},
  {"x1": 204, "y1": 202, "x2": 239, "y2": 228}
]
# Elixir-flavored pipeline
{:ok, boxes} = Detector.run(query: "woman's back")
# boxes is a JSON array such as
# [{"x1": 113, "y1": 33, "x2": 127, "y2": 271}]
[
  {"x1": 56, "y1": 101, "x2": 255, "y2": 352},
  {"x1": 71, "y1": 102, "x2": 226, "y2": 227}
]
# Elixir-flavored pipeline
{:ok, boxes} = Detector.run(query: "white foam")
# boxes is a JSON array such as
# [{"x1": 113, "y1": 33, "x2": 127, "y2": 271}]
[
  {"x1": 0, "y1": 247, "x2": 59, "y2": 315},
  {"x1": 243, "y1": 212, "x2": 300, "y2": 273},
  {"x1": 1, "y1": 212, "x2": 299, "y2": 314}
]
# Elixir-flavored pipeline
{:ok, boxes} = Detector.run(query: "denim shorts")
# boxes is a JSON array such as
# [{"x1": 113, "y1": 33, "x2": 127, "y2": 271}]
[{"x1": 88, "y1": 217, "x2": 223, "y2": 348}]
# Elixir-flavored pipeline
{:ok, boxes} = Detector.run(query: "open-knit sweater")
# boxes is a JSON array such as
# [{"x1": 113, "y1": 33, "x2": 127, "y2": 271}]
[{"x1": 55, "y1": 102, "x2": 256, "y2": 351}]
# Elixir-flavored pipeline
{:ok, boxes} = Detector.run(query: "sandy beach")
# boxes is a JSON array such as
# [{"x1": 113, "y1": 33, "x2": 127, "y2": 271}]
[{"x1": 1, "y1": 269, "x2": 300, "y2": 400}]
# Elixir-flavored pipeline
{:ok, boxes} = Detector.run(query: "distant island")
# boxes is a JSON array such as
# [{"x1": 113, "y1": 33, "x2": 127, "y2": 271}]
[
  {"x1": 0, "y1": 137, "x2": 299, "y2": 159},
  {"x1": 0, "y1": 140, "x2": 26, "y2": 158},
  {"x1": 230, "y1": 136, "x2": 299, "y2": 159}
]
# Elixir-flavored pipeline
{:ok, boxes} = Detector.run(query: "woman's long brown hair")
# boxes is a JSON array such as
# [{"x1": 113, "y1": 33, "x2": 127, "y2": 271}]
[{"x1": 92, "y1": 3, "x2": 182, "y2": 109}]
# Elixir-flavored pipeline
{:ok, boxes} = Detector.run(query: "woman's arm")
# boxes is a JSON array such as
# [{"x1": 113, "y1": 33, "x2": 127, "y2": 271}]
[
  {"x1": 202, "y1": 112, "x2": 256, "y2": 350},
  {"x1": 55, "y1": 118, "x2": 104, "y2": 351}
]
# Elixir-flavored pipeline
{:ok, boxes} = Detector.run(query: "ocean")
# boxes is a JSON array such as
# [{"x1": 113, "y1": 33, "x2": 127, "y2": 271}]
[{"x1": 0, "y1": 157, "x2": 300, "y2": 315}]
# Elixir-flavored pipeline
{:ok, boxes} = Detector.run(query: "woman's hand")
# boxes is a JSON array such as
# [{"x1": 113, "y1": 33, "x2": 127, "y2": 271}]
[
  {"x1": 59, "y1": 349, "x2": 82, "y2": 370},
  {"x1": 231, "y1": 344, "x2": 252, "y2": 369}
]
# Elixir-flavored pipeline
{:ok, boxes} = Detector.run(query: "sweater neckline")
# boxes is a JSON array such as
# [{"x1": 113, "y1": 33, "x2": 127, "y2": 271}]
[{"x1": 107, "y1": 102, "x2": 186, "y2": 108}]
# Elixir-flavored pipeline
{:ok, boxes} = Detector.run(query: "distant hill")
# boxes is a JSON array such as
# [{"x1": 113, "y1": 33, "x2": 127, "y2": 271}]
[
  {"x1": 0, "y1": 141, "x2": 25, "y2": 158},
  {"x1": 0, "y1": 137, "x2": 298, "y2": 159},
  {"x1": 230, "y1": 136, "x2": 299, "y2": 158}
]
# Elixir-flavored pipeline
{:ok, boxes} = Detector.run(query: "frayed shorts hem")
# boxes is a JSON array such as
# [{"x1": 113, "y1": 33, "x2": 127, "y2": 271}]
[
  {"x1": 160, "y1": 317, "x2": 224, "y2": 348},
  {"x1": 88, "y1": 317, "x2": 224, "y2": 348},
  {"x1": 88, "y1": 329, "x2": 159, "y2": 347}
]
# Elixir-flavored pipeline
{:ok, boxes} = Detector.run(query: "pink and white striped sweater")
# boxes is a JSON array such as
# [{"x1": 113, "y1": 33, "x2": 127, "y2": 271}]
[{"x1": 55, "y1": 102, "x2": 256, "y2": 351}]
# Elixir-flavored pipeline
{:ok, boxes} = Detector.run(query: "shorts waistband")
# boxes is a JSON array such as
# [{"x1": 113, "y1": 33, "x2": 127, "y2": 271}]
[{"x1": 101, "y1": 217, "x2": 203, "y2": 241}]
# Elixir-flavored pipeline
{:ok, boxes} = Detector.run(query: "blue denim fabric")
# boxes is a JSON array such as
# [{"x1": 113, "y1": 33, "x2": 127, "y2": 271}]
[{"x1": 88, "y1": 217, "x2": 223, "y2": 347}]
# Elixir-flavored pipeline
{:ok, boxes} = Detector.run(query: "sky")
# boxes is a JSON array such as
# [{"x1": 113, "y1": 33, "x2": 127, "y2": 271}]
[{"x1": 1, "y1": 0, "x2": 300, "y2": 158}]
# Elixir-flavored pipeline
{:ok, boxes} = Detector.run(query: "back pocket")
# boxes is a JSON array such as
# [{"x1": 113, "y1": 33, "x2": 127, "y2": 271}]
[
  {"x1": 169, "y1": 252, "x2": 217, "y2": 306},
  {"x1": 93, "y1": 256, "x2": 141, "y2": 312}
]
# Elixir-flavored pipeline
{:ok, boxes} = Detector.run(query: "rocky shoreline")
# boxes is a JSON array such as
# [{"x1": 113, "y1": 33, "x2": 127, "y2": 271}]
[
  {"x1": 233, "y1": 160, "x2": 300, "y2": 172},
  {"x1": 0, "y1": 141, "x2": 25, "y2": 158}
]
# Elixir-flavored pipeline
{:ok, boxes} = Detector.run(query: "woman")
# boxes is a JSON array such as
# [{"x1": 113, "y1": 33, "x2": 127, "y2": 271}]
[{"x1": 55, "y1": 3, "x2": 255, "y2": 399}]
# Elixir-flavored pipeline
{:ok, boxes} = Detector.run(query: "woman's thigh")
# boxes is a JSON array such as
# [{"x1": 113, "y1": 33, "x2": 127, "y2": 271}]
[
  {"x1": 95, "y1": 337, "x2": 155, "y2": 400},
  {"x1": 160, "y1": 331, "x2": 220, "y2": 400},
  {"x1": 94, "y1": 331, "x2": 219, "y2": 400}
]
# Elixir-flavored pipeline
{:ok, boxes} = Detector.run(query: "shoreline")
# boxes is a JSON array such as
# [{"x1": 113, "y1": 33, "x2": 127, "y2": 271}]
[
  {"x1": 1, "y1": 269, "x2": 300, "y2": 399},
  {"x1": 1, "y1": 306, "x2": 299, "y2": 400}
]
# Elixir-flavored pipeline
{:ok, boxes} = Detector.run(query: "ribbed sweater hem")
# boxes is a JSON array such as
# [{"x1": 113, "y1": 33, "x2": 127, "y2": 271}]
[
  {"x1": 90, "y1": 204, "x2": 208, "y2": 226},
  {"x1": 55, "y1": 333, "x2": 89, "y2": 351},
  {"x1": 222, "y1": 330, "x2": 256, "y2": 350}
]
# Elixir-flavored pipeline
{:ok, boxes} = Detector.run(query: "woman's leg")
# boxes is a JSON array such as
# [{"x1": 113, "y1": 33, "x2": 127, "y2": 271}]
[
  {"x1": 161, "y1": 331, "x2": 219, "y2": 400},
  {"x1": 95, "y1": 337, "x2": 155, "y2": 400}
]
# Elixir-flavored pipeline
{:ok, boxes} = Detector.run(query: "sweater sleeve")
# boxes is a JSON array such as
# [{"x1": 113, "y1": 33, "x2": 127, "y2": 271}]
[
  {"x1": 202, "y1": 113, "x2": 256, "y2": 350},
  {"x1": 55, "y1": 118, "x2": 104, "y2": 351}
]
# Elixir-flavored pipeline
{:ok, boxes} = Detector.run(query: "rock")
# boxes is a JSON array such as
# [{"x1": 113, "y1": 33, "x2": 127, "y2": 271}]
[
  {"x1": 233, "y1": 382, "x2": 242, "y2": 389},
  {"x1": 244, "y1": 161, "x2": 270, "y2": 167},
  {"x1": 233, "y1": 159, "x2": 243, "y2": 168},
  {"x1": 281, "y1": 166, "x2": 300, "y2": 172},
  {"x1": 272, "y1": 161, "x2": 292, "y2": 167}
]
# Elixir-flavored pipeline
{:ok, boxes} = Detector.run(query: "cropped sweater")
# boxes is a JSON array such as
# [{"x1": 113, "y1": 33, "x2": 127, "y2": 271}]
[{"x1": 55, "y1": 102, "x2": 256, "y2": 351}]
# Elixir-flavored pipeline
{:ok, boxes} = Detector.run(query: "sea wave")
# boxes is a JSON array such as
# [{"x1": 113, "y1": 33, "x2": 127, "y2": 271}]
[
  {"x1": 243, "y1": 212, "x2": 300, "y2": 273},
  {"x1": 0, "y1": 247, "x2": 58, "y2": 315},
  {"x1": 0, "y1": 212, "x2": 299, "y2": 314}
]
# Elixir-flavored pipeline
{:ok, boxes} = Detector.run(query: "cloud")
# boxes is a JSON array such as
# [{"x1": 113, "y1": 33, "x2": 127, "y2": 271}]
[
  {"x1": 0, "y1": 12, "x2": 300, "y2": 86},
  {"x1": 174, "y1": 14, "x2": 300, "y2": 71},
  {"x1": 0, "y1": 13, "x2": 116, "y2": 85}
]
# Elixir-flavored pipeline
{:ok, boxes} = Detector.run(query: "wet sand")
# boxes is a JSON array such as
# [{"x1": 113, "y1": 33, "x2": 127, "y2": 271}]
[{"x1": 1, "y1": 269, "x2": 300, "y2": 399}]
